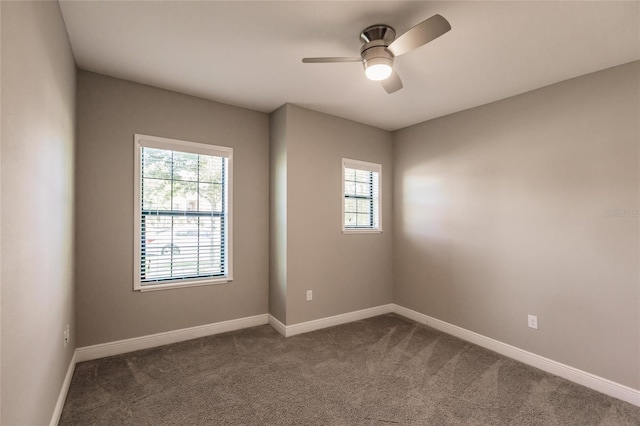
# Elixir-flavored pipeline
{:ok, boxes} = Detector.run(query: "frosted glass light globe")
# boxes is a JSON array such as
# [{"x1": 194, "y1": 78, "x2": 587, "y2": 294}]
[{"x1": 365, "y1": 63, "x2": 392, "y2": 81}]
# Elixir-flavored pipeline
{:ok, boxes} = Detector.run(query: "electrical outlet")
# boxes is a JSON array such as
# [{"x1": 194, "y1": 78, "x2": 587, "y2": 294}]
[
  {"x1": 527, "y1": 315, "x2": 538, "y2": 330},
  {"x1": 64, "y1": 324, "x2": 70, "y2": 347},
  {"x1": 306, "y1": 290, "x2": 313, "y2": 301}
]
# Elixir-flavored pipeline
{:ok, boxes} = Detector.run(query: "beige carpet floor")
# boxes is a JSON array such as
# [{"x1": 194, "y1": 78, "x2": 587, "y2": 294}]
[{"x1": 60, "y1": 314, "x2": 640, "y2": 425}]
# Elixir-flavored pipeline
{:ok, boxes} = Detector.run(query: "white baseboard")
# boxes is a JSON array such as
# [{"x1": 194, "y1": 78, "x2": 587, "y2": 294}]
[
  {"x1": 50, "y1": 351, "x2": 77, "y2": 426},
  {"x1": 75, "y1": 314, "x2": 269, "y2": 362},
  {"x1": 392, "y1": 304, "x2": 640, "y2": 407},
  {"x1": 268, "y1": 314, "x2": 287, "y2": 336},
  {"x1": 272, "y1": 304, "x2": 394, "y2": 337}
]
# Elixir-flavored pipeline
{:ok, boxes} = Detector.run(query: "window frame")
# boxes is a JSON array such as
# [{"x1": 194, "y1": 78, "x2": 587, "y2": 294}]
[
  {"x1": 133, "y1": 134, "x2": 233, "y2": 292},
  {"x1": 342, "y1": 158, "x2": 382, "y2": 234}
]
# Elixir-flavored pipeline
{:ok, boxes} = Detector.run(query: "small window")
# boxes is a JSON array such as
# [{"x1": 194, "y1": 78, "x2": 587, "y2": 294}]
[
  {"x1": 134, "y1": 134, "x2": 233, "y2": 291},
  {"x1": 342, "y1": 158, "x2": 382, "y2": 233}
]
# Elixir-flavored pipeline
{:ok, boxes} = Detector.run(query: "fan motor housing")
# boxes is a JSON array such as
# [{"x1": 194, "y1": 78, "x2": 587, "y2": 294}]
[
  {"x1": 361, "y1": 43, "x2": 393, "y2": 71},
  {"x1": 360, "y1": 25, "x2": 396, "y2": 72}
]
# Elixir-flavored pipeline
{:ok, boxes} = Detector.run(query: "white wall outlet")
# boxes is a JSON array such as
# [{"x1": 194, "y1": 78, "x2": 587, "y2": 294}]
[
  {"x1": 528, "y1": 315, "x2": 538, "y2": 330},
  {"x1": 64, "y1": 324, "x2": 70, "y2": 347},
  {"x1": 306, "y1": 290, "x2": 313, "y2": 301}
]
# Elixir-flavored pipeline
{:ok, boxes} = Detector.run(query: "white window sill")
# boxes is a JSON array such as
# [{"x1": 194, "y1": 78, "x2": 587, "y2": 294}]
[
  {"x1": 136, "y1": 277, "x2": 232, "y2": 292},
  {"x1": 342, "y1": 229, "x2": 383, "y2": 234}
]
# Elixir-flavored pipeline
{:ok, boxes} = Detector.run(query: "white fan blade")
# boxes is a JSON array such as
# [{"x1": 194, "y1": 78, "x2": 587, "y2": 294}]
[
  {"x1": 381, "y1": 71, "x2": 403, "y2": 94},
  {"x1": 387, "y1": 14, "x2": 451, "y2": 57},
  {"x1": 302, "y1": 57, "x2": 362, "y2": 63}
]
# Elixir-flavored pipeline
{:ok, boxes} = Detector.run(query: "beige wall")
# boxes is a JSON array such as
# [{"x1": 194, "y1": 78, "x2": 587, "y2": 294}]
[
  {"x1": 276, "y1": 105, "x2": 394, "y2": 325},
  {"x1": 1, "y1": 1, "x2": 77, "y2": 424},
  {"x1": 75, "y1": 72, "x2": 269, "y2": 346},
  {"x1": 393, "y1": 61, "x2": 640, "y2": 389},
  {"x1": 269, "y1": 105, "x2": 288, "y2": 323}
]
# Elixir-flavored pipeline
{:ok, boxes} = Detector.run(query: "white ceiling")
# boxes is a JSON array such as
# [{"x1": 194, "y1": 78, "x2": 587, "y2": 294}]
[{"x1": 59, "y1": 1, "x2": 639, "y2": 131}]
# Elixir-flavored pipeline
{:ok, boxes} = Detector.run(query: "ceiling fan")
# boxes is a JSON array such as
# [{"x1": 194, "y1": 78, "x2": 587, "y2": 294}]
[{"x1": 302, "y1": 14, "x2": 451, "y2": 94}]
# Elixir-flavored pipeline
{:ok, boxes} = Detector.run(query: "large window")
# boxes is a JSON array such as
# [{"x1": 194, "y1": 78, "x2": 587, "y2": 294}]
[
  {"x1": 342, "y1": 158, "x2": 382, "y2": 233},
  {"x1": 134, "y1": 134, "x2": 232, "y2": 291}
]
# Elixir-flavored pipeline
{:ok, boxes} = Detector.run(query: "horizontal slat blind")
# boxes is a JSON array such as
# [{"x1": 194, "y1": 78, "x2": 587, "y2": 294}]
[
  {"x1": 138, "y1": 135, "x2": 231, "y2": 159},
  {"x1": 343, "y1": 159, "x2": 380, "y2": 173}
]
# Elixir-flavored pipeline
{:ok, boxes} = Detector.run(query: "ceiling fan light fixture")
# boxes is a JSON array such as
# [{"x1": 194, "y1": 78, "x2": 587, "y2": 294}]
[
  {"x1": 365, "y1": 63, "x2": 393, "y2": 81},
  {"x1": 301, "y1": 15, "x2": 451, "y2": 93},
  {"x1": 364, "y1": 57, "x2": 393, "y2": 81}
]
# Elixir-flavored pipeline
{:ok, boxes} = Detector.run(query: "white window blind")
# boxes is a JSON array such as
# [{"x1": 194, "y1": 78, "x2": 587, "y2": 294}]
[
  {"x1": 134, "y1": 134, "x2": 233, "y2": 291},
  {"x1": 342, "y1": 158, "x2": 381, "y2": 232}
]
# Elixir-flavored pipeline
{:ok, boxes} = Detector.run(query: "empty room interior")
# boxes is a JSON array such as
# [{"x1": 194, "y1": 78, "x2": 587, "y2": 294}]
[{"x1": 1, "y1": 1, "x2": 639, "y2": 424}]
